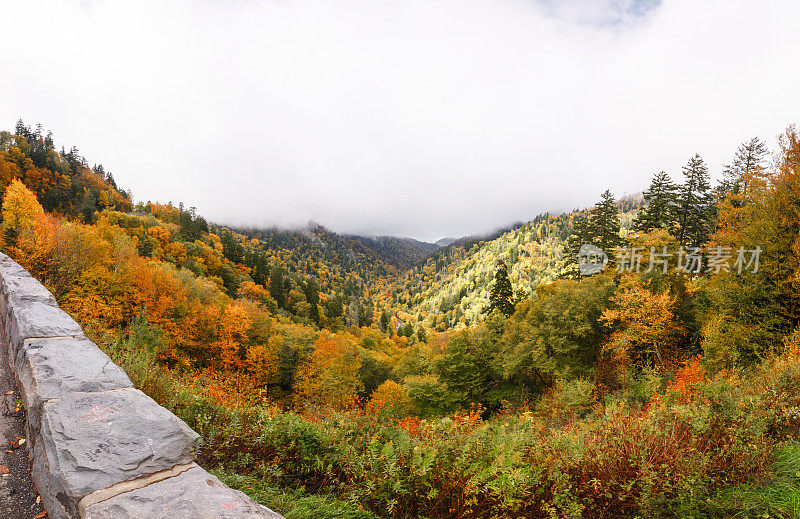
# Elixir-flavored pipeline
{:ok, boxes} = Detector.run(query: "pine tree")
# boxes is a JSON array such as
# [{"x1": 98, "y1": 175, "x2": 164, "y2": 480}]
[
  {"x1": 269, "y1": 267, "x2": 287, "y2": 309},
  {"x1": 634, "y1": 171, "x2": 677, "y2": 233},
  {"x1": 402, "y1": 322, "x2": 414, "y2": 338},
  {"x1": 380, "y1": 309, "x2": 390, "y2": 332},
  {"x1": 487, "y1": 262, "x2": 515, "y2": 317},
  {"x1": 79, "y1": 191, "x2": 98, "y2": 224},
  {"x1": 718, "y1": 137, "x2": 769, "y2": 203},
  {"x1": 570, "y1": 211, "x2": 592, "y2": 248},
  {"x1": 589, "y1": 190, "x2": 623, "y2": 253},
  {"x1": 676, "y1": 154, "x2": 712, "y2": 246},
  {"x1": 220, "y1": 230, "x2": 244, "y2": 264},
  {"x1": 304, "y1": 279, "x2": 320, "y2": 325},
  {"x1": 562, "y1": 210, "x2": 592, "y2": 279}
]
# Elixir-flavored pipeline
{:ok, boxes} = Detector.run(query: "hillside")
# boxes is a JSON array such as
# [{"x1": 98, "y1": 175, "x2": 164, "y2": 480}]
[
  {"x1": 232, "y1": 223, "x2": 399, "y2": 294},
  {"x1": 386, "y1": 215, "x2": 572, "y2": 331},
  {"x1": 346, "y1": 234, "x2": 439, "y2": 268},
  {"x1": 386, "y1": 201, "x2": 642, "y2": 332},
  {"x1": 235, "y1": 223, "x2": 437, "y2": 272},
  {"x1": 0, "y1": 122, "x2": 132, "y2": 217},
  {"x1": 226, "y1": 223, "x2": 440, "y2": 330},
  {"x1": 3, "y1": 121, "x2": 800, "y2": 518}
]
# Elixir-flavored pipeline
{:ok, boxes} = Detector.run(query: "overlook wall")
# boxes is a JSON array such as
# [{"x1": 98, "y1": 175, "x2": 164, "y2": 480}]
[{"x1": 0, "y1": 253, "x2": 283, "y2": 519}]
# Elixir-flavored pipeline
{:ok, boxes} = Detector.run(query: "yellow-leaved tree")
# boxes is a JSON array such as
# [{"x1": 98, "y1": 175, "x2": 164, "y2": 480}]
[
  {"x1": 1, "y1": 178, "x2": 51, "y2": 271},
  {"x1": 369, "y1": 380, "x2": 413, "y2": 419},
  {"x1": 3, "y1": 178, "x2": 45, "y2": 239},
  {"x1": 295, "y1": 332, "x2": 362, "y2": 412}
]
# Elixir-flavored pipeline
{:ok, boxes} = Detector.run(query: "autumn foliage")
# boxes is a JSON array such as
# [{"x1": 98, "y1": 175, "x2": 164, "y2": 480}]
[{"x1": 4, "y1": 122, "x2": 800, "y2": 517}]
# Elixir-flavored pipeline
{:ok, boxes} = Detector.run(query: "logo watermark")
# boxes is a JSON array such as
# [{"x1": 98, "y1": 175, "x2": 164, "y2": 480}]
[
  {"x1": 578, "y1": 244, "x2": 609, "y2": 276},
  {"x1": 577, "y1": 245, "x2": 762, "y2": 276}
]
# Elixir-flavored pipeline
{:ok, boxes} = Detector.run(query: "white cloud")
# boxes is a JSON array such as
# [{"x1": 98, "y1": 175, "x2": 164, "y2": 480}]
[{"x1": 1, "y1": 0, "x2": 798, "y2": 241}]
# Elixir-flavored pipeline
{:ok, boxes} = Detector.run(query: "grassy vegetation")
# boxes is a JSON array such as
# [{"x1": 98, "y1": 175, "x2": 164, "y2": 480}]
[
  {"x1": 212, "y1": 470, "x2": 378, "y2": 519},
  {"x1": 92, "y1": 314, "x2": 800, "y2": 519},
  {"x1": 710, "y1": 443, "x2": 800, "y2": 518}
]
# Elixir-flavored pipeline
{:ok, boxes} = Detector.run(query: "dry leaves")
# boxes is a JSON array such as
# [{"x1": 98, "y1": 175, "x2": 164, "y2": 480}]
[
  {"x1": 0, "y1": 464, "x2": 9, "y2": 475},
  {"x1": 34, "y1": 512, "x2": 47, "y2": 518}
]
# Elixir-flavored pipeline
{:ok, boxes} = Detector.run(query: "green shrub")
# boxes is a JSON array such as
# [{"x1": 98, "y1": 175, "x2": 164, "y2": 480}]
[{"x1": 92, "y1": 314, "x2": 800, "y2": 519}]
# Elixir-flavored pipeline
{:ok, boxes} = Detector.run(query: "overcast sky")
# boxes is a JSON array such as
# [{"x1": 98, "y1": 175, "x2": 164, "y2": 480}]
[{"x1": 1, "y1": 0, "x2": 799, "y2": 242}]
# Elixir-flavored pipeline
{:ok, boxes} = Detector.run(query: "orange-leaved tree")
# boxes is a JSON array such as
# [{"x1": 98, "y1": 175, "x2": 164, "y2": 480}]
[
  {"x1": 700, "y1": 127, "x2": 800, "y2": 368},
  {"x1": 213, "y1": 302, "x2": 253, "y2": 371},
  {"x1": 601, "y1": 275, "x2": 681, "y2": 371}
]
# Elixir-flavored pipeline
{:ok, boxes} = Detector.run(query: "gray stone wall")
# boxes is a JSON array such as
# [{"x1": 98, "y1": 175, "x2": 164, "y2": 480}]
[{"x1": 0, "y1": 253, "x2": 283, "y2": 519}]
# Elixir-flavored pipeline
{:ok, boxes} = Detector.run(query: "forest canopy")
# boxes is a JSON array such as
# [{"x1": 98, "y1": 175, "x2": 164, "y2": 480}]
[{"x1": 3, "y1": 121, "x2": 800, "y2": 518}]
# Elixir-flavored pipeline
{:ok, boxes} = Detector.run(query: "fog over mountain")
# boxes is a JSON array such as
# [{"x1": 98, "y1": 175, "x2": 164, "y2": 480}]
[{"x1": 1, "y1": 0, "x2": 799, "y2": 241}]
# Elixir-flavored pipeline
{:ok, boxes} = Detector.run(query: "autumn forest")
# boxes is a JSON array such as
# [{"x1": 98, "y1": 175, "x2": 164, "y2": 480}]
[{"x1": 3, "y1": 120, "x2": 800, "y2": 517}]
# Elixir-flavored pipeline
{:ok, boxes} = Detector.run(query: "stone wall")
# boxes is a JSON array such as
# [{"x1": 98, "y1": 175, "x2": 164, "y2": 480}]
[{"x1": 0, "y1": 253, "x2": 283, "y2": 519}]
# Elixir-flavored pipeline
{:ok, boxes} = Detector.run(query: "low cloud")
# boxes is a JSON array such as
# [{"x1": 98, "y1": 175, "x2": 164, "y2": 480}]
[{"x1": 1, "y1": 0, "x2": 798, "y2": 241}]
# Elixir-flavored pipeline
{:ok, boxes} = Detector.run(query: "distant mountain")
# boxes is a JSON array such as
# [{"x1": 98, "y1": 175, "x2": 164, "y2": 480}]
[
  {"x1": 444, "y1": 221, "x2": 528, "y2": 252},
  {"x1": 435, "y1": 237, "x2": 458, "y2": 247},
  {"x1": 347, "y1": 235, "x2": 439, "y2": 269},
  {"x1": 231, "y1": 223, "x2": 440, "y2": 294},
  {"x1": 234, "y1": 222, "x2": 400, "y2": 276}
]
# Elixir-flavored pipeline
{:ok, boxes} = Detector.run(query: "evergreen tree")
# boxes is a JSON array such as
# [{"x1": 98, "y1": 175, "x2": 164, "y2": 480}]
[
  {"x1": 79, "y1": 191, "x2": 98, "y2": 224},
  {"x1": 487, "y1": 262, "x2": 515, "y2": 317},
  {"x1": 676, "y1": 154, "x2": 712, "y2": 246},
  {"x1": 563, "y1": 210, "x2": 592, "y2": 279},
  {"x1": 324, "y1": 294, "x2": 344, "y2": 324},
  {"x1": 179, "y1": 210, "x2": 200, "y2": 241},
  {"x1": 569, "y1": 211, "x2": 592, "y2": 249},
  {"x1": 220, "y1": 230, "x2": 244, "y2": 264},
  {"x1": 269, "y1": 266, "x2": 287, "y2": 309},
  {"x1": 402, "y1": 322, "x2": 414, "y2": 338},
  {"x1": 589, "y1": 190, "x2": 623, "y2": 252},
  {"x1": 357, "y1": 299, "x2": 373, "y2": 328},
  {"x1": 634, "y1": 171, "x2": 677, "y2": 233},
  {"x1": 718, "y1": 137, "x2": 769, "y2": 203},
  {"x1": 93, "y1": 164, "x2": 107, "y2": 180},
  {"x1": 246, "y1": 250, "x2": 269, "y2": 287},
  {"x1": 380, "y1": 309, "x2": 390, "y2": 332},
  {"x1": 217, "y1": 263, "x2": 240, "y2": 298},
  {"x1": 304, "y1": 279, "x2": 320, "y2": 325}
]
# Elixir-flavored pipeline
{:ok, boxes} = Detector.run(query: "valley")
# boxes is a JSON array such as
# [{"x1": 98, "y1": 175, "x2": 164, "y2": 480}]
[{"x1": 1, "y1": 122, "x2": 799, "y2": 517}]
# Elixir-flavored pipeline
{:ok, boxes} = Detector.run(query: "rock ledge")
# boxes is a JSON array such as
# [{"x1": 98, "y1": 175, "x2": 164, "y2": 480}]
[{"x1": 0, "y1": 253, "x2": 282, "y2": 519}]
